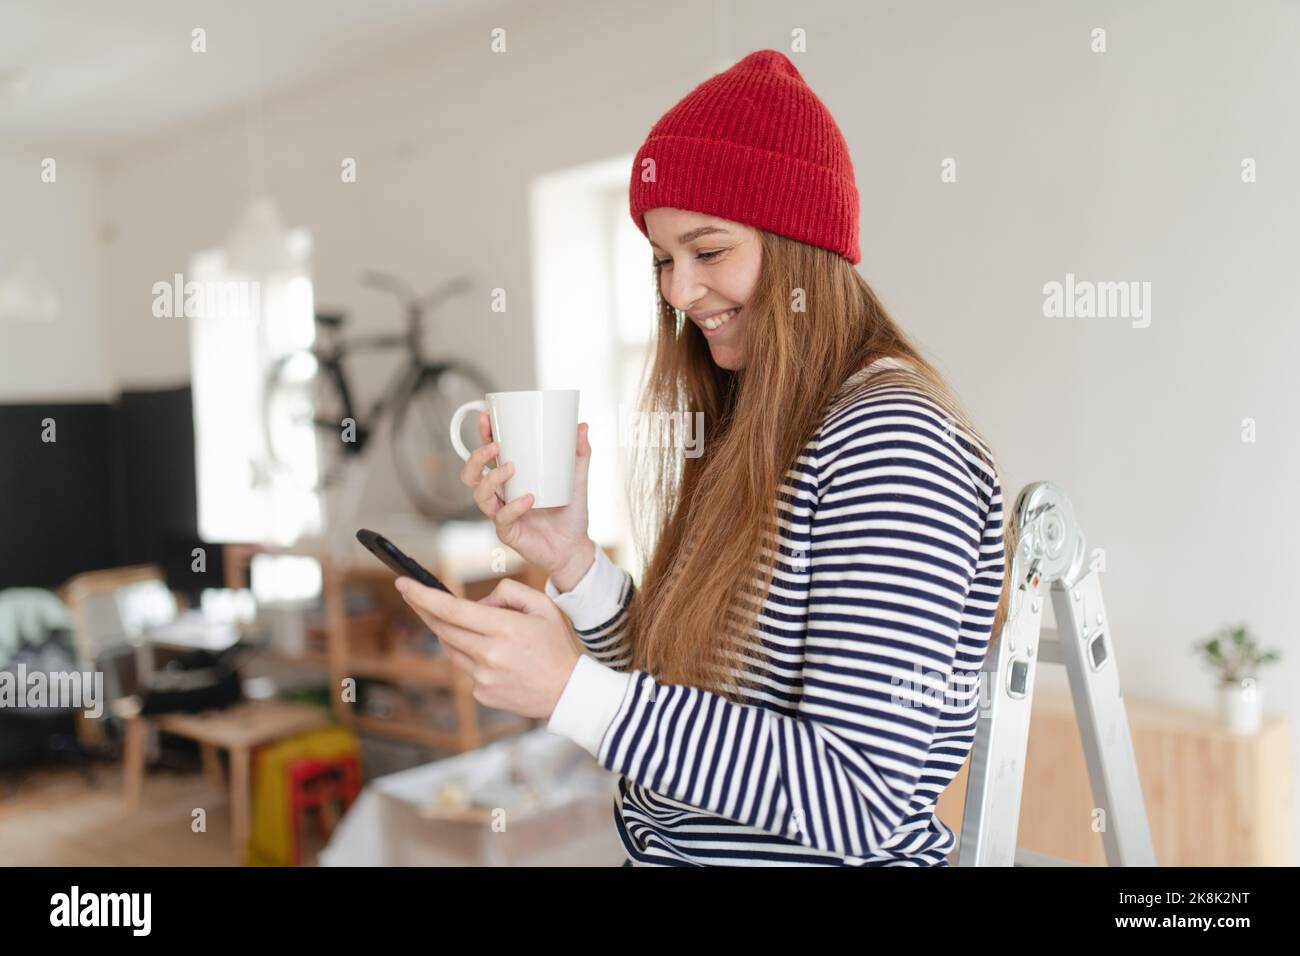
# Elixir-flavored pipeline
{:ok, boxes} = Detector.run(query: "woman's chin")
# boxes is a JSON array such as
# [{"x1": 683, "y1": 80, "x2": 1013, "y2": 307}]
[
  {"x1": 703, "y1": 318, "x2": 744, "y2": 369},
  {"x1": 708, "y1": 343, "x2": 744, "y2": 370}
]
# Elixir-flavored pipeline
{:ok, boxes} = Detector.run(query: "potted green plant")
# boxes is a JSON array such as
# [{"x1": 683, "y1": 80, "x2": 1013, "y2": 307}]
[{"x1": 1194, "y1": 624, "x2": 1280, "y2": 735}]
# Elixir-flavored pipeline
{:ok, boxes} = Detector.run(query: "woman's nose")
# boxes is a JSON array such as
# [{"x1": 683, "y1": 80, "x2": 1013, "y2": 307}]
[{"x1": 668, "y1": 268, "x2": 706, "y2": 313}]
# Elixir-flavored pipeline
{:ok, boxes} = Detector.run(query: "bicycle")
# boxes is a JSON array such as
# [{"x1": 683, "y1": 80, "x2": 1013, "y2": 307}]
[{"x1": 262, "y1": 269, "x2": 494, "y2": 521}]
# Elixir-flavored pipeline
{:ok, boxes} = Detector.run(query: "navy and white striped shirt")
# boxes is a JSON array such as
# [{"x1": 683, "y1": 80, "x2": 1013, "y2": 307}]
[{"x1": 545, "y1": 361, "x2": 1006, "y2": 866}]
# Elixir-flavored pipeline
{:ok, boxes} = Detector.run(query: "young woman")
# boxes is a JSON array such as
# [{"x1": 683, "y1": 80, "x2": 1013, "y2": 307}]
[{"x1": 398, "y1": 49, "x2": 1012, "y2": 867}]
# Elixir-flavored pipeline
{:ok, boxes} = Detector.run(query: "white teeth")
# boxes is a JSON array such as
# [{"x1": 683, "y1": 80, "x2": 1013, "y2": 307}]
[{"x1": 704, "y1": 308, "x2": 738, "y2": 330}]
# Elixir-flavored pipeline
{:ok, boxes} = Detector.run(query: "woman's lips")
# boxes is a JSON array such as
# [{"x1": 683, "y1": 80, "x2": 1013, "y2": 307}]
[{"x1": 698, "y1": 307, "x2": 741, "y2": 336}]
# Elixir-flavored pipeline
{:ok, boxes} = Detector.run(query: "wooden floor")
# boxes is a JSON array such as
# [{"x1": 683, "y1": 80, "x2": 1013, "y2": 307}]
[{"x1": 0, "y1": 763, "x2": 327, "y2": 866}]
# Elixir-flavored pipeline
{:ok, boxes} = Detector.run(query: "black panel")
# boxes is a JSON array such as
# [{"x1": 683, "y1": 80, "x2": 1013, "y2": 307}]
[
  {"x1": 0, "y1": 403, "x2": 117, "y2": 588},
  {"x1": 110, "y1": 387, "x2": 223, "y2": 600},
  {"x1": 0, "y1": 387, "x2": 224, "y2": 595}
]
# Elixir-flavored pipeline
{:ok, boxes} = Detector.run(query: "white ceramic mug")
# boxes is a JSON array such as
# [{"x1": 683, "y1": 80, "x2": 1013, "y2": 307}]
[{"x1": 449, "y1": 389, "x2": 579, "y2": 509}]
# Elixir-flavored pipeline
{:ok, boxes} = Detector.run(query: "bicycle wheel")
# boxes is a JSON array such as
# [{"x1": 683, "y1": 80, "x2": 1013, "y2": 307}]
[
  {"x1": 390, "y1": 362, "x2": 494, "y2": 520},
  {"x1": 262, "y1": 351, "x2": 351, "y2": 493}
]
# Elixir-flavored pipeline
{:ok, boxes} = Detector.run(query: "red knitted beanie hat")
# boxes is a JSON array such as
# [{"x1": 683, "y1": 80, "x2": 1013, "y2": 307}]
[{"x1": 629, "y1": 50, "x2": 861, "y2": 265}]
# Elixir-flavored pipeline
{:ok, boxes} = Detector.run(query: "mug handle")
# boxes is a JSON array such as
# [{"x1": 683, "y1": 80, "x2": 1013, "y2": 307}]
[{"x1": 449, "y1": 400, "x2": 490, "y2": 462}]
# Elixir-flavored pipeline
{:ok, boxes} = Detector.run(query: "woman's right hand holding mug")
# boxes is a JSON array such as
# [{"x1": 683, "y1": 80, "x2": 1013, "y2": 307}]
[{"x1": 460, "y1": 411, "x2": 597, "y2": 593}]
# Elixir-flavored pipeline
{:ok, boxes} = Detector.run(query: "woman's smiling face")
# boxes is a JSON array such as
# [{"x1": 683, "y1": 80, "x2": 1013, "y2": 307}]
[{"x1": 645, "y1": 208, "x2": 762, "y2": 371}]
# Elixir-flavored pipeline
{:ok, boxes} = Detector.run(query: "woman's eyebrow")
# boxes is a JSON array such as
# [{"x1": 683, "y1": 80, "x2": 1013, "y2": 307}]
[{"x1": 649, "y1": 225, "x2": 731, "y2": 250}]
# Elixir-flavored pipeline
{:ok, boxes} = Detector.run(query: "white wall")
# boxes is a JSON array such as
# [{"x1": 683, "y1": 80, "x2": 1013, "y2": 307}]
[
  {"x1": 0, "y1": 149, "x2": 112, "y2": 400},
  {"x1": 13, "y1": 0, "x2": 1300, "y2": 858}
]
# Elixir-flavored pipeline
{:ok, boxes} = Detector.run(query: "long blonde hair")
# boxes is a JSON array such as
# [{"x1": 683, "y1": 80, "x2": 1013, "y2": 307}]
[{"x1": 622, "y1": 228, "x2": 1015, "y2": 698}]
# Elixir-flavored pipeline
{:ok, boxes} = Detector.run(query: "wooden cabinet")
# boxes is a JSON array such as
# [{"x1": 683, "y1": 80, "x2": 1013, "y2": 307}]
[{"x1": 937, "y1": 687, "x2": 1296, "y2": 865}]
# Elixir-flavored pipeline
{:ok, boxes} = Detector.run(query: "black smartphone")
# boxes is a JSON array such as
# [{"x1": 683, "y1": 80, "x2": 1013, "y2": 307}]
[{"x1": 355, "y1": 529, "x2": 453, "y2": 594}]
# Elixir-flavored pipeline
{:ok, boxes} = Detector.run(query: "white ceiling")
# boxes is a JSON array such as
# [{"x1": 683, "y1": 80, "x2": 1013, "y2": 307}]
[{"x1": 0, "y1": 0, "x2": 521, "y2": 153}]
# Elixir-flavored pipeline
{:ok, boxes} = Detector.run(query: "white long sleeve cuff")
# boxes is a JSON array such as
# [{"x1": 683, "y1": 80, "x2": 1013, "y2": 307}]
[
  {"x1": 544, "y1": 546, "x2": 628, "y2": 632},
  {"x1": 546, "y1": 654, "x2": 633, "y2": 758}
]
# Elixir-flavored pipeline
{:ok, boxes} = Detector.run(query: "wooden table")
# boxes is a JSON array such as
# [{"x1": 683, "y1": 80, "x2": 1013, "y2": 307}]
[{"x1": 118, "y1": 698, "x2": 332, "y2": 863}]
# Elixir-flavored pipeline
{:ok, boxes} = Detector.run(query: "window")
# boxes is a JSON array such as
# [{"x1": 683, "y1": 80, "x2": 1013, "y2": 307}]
[{"x1": 189, "y1": 231, "x2": 321, "y2": 545}]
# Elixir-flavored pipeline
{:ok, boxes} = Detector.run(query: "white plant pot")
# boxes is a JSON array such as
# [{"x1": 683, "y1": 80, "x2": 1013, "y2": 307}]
[{"x1": 1217, "y1": 679, "x2": 1262, "y2": 735}]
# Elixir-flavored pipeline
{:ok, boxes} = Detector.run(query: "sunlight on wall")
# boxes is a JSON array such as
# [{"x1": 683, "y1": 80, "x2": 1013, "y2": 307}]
[{"x1": 529, "y1": 155, "x2": 656, "y2": 581}]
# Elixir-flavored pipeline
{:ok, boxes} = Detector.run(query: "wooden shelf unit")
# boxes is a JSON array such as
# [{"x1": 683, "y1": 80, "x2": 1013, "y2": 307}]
[
  {"x1": 319, "y1": 553, "x2": 540, "y2": 753},
  {"x1": 227, "y1": 540, "x2": 620, "y2": 756}
]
